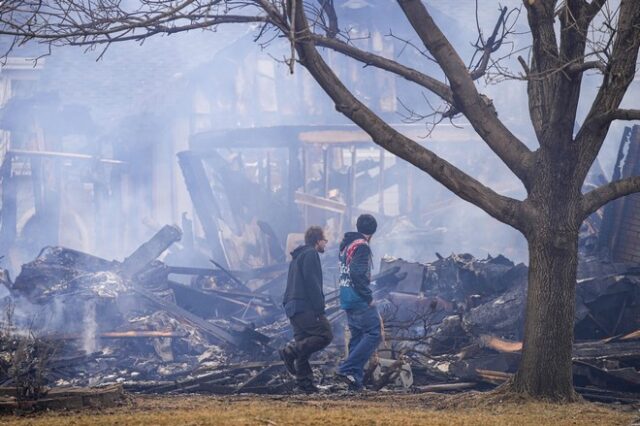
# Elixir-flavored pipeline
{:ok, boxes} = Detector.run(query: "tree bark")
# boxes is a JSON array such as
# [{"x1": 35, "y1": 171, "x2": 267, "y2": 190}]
[
  {"x1": 512, "y1": 230, "x2": 579, "y2": 400},
  {"x1": 511, "y1": 153, "x2": 581, "y2": 400}
]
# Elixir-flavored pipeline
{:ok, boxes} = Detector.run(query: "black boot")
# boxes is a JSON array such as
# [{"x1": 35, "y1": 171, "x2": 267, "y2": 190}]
[
  {"x1": 295, "y1": 378, "x2": 319, "y2": 394},
  {"x1": 278, "y1": 344, "x2": 297, "y2": 376}
]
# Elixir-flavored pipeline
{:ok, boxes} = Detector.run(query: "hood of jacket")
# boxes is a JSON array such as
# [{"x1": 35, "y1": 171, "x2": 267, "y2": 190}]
[
  {"x1": 339, "y1": 232, "x2": 367, "y2": 252},
  {"x1": 291, "y1": 244, "x2": 315, "y2": 259}
]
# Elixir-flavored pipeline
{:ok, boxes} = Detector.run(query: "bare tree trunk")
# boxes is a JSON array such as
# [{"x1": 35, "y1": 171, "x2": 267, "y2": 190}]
[{"x1": 511, "y1": 168, "x2": 581, "y2": 400}]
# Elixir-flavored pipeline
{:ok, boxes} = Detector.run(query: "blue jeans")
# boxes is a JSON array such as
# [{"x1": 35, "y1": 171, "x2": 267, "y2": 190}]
[{"x1": 338, "y1": 305, "x2": 381, "y2": 388}]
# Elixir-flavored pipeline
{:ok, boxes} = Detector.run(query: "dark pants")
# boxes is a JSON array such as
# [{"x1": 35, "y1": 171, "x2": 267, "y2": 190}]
[
  {"x1": 288, "y1": 311, "x2": 333, "y2": 383},
  {"x1": 338, "y1": 305, "x2": 381, "y2": 388}
]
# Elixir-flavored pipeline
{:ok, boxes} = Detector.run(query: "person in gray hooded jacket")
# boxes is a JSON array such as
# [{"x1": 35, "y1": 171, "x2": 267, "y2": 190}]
[{"x1": 279, "y1": 226, "x2": 333, "y2": 393}]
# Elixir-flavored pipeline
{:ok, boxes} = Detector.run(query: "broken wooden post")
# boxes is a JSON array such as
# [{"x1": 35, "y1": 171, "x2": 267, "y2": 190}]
[
  {"x1": 120, "y1": 225, "x2": 182, "y2": 278},
  {"x1": 177, "y1": 151, "x2": 230, "y2": 268}
]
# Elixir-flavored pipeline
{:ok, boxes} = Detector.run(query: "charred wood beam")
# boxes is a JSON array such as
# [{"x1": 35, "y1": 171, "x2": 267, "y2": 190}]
[
  {"x1": 169, "y1": 280, "x2": 276, "y2": 320},
  {"x1": 573, "y1": 359, "x2": 640, "y2": 392},
  {"x1": 203, "y1": 149, "x2": 290, "y2": 239},
  {"x1": 146, "y1": 360, "x2": 327, "y2": 394},
  {"x1": 586, "y1": 312, "x2": 613, "y2": 337},
  {"x1": 177, "y1": 151, "x2": 230, "y2": 268},
  {"x1": 476, "y1": 368, "x2": 511, "y2": 385},
  {"x1": 7, "y1": 149, "x2": 126, "y2": 165},
  {"x1": 0, "y1": 384, "x2": 127, "y2": 412},
  {"x1": 414, "y1": 382, "x2": 478, "y2": 392},
  {"x1": 252, "y1": 272, "x2": 287, "y2": 294},
  {"x1": 148, "y1": 369, "x2": 237, "y2": 394},
  {"x1": 257, "y1": 220, "x2": 286, "y2": 264},
  {"x1": 209, "y1": 259, "x2": 254, "y2": 294},
  {"x1": 47, "y1": 351, "x2": 102, "y2": 369},
  {"x1": 235, "y1": 262, "x2": 288, "y2": 280},
  {"x1": 473, "y1": 368, "x2": 640, "y2": 402},
  {"x1": 168, "y1": 281, "x2": 274, "y2": 339},
  {"x1": 120, "y1": 225, "x2": 182, "y2": 278},
  {"x1": 479, "y1": 333, "x2": 640, "y2": 361},
  {"x1": 294, "y1": 191, "x2": 346, "y2": 214},
  {"x1": 203, "y1": 287, "x2": 275, "y2": 305},
  {"x1": 574, "y1": 386, "x2": 640, "y2": 404},
  {"x1": 353, "y1": 162, "x2": 405, "y2": 207},
  {"x1": 573, "y1": 339, "x2": 640, "y2": 361},
  {"x1": 228, "y1": 317, "x2": 272, "y2": 346},
  {"x1": 167, "y1": 281, "x2": 259, "y2": 320},
  {"x1": 132, "y1": 285, "x2": 244, "y2": 347},
  {"x1": 167, "y1": 263, "x2": 288, "y2": 281},
  {"x1": 479, "y1": 335, "x2": 522, "y2": 353},
  {"x1": 234, "y1": 364, "x2": 277, "y2": 394},
  {"x1": 49, "y1": 331, "x2": 186, "y2": 339},
  {"x1": 167, "y1": 266, "x2": 221, "y2": 276},
  {"x1": 618, "y1": 330, "x2": 640, "y2": 342}
]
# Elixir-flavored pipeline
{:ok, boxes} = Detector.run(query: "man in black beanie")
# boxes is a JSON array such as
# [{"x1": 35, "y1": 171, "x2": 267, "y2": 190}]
[{"x1": 335, "y1": 214, "x2": 381, "y2": 390}]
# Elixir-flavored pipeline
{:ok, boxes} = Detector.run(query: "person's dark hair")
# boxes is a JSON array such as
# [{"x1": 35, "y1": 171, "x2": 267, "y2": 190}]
[
  {"x1": 356, "y1": 214, "x2": 377, "y2": 235},
  {"x1": 304, "y1": 226, "x2": 325, "y2": 246}
]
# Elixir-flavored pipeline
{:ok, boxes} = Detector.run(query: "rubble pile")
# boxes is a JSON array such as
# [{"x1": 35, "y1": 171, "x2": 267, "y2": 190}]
[
  {"x1": 0, "y1": 224, "x2": 639, "y2": 406},
  {"x1": 376, "y1": 253, "x2": 640, "y2": 402}
]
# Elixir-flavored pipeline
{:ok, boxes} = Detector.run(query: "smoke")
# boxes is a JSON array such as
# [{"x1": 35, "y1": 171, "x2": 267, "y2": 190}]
[
  {"x1": 0, "y1": 0, "x2": 635, "y2": 278},
  {"x1": 82, "y1": 300, "x2": 98, "y2": 354}
]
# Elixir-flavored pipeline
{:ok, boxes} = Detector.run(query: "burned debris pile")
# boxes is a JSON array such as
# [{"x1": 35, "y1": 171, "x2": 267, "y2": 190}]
[
  {"x1": 375, "y1": 253, "x2": 640, "y2": 402},
  {"x1": 0, "y1": 225, "x2": 292, "y2": 410},
  {"x1": 1, "y1": 223, "x2": 639, "y2": 408}
]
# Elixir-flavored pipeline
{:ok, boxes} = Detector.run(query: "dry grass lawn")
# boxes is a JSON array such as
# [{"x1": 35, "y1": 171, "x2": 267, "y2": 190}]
[{"x1": 1, "y1": 392, "x2": 638, "y2": 425}]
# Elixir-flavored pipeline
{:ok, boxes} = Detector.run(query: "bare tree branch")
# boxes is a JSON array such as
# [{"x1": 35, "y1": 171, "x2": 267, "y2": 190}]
[
  {"x1": 576, "y1": 0, "x2": 640, "y2": 181},
  {"x1": 397, "y1": 0, "x2": 534, "y2": 187},
  {"x1": 517, "y1": 55, "x2": 531, "y2": 75},
  {"x1": 291, "y1": 0, "x2": 527, "y2": 232},
  {"x1": 64, "y1": 16, "x2": 267, "y2": 45},
  {"x1": 547, "y1": 0, "x2": 602, "y2": 143},
  {"x1": 567, "y1": 59, "x2": 606, "y2": 74},
  {"x1": 522, "y1": 0, "x2": 560, "y2": 145},
  {"x1": 310, "y1": 34, "x2": 454, "y2": 104},
  {"x1": 316, "y1": 0, "x2": 338, "y2": 38},
  {"x1": 582, "y1": 175, "x2": 640, "y2": 218},
  {"x1": 585, "y1": 0, "x2": 608, "y2": 23},
  {"x1": 0, "y1": 1, "x2": 268, "y2": 49},
  {"x1": 469, "y1": 6, "x2": 509, "y2": 81},
  {"x1": 599, "y1": 108, "x2": 640, "y2": 123}
]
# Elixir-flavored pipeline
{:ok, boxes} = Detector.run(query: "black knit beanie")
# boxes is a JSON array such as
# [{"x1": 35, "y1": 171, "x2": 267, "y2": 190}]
[{"x1": 356, "y1": 214, "x2": 377, "y2": 235}]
